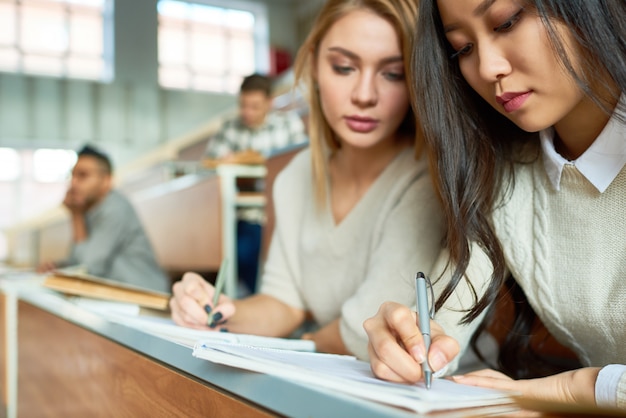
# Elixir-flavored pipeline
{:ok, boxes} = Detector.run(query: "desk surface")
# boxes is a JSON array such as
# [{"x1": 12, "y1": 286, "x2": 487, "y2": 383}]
[{"x1": 5, "y1": 280, "x2": 419, "y2": 418}]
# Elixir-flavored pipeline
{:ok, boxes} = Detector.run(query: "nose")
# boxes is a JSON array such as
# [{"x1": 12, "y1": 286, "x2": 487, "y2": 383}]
[
  {"x1": 477, "y1": 44, "x2": 512, "y2": 82},
  {"x1": 351, "y1": 70, "x2": 378, "y2": 107},
  {"x1": 69, "y1": 174, "x2": 79, "y2": 188}
]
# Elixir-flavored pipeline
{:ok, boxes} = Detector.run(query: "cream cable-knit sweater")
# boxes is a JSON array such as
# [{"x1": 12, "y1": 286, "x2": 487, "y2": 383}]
[
  {"x1": 433, "y1": 159, "x2": 625, "y2": 407},
  {"x1": 496, "y1": 161, "x2": 626, "y2": 407}
]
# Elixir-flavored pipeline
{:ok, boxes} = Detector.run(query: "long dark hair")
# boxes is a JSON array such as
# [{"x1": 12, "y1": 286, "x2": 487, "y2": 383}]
[{"x1": 412, "y1": 0, "x2": 626, "y2": 369}]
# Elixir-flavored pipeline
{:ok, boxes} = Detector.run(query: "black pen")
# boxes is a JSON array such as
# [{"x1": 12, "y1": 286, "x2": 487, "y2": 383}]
[
  {"x1": 415, "y1": 272, "x2": 432, "y2": 389},
  {"x1": 207, "y1": 258, "x2": 228, "y2": 326}
]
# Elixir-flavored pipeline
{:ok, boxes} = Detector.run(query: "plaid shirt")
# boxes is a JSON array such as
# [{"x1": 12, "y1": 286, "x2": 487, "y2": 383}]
[{"x1": 204, "y1": 110, "x2": 307, "y2": 159}]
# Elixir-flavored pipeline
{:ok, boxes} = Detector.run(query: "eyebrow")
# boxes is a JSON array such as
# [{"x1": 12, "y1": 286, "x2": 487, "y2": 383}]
[
  {"x1": 474, "y1": 0, "x2": 497, "y2": 16},
  {"x1": 443, "y1": 0, "x2": 497, "y2": 33},
  {"x1": 326, "y1": 46, "x2": 403, "y2": 65}
]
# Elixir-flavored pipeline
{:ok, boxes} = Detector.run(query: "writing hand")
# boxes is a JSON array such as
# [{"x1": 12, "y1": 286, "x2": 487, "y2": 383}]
[
  {"x1": 364, "y1": 301, "x2": 459, "y2": 384},
  {"x1": 170, "y1": 271, "x2": 235, "y2": 330},
  {"x1": 36, "y1": 261, "x2": 57, "y2": 274},
  {"x1": 451, "y1": 367, "x2": 600, "y2": 406}
]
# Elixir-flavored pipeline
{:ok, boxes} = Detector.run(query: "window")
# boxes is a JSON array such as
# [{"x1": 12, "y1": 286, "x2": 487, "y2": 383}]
[
  {"x1": 0, "y1": 148, "x2": 20, "y2": 181},
  {"x1": 0, "y1": 147, "x2": 75, "y2": 262},
  {"x1": 0, "y1": 0, "x2": 113, "y2": 81},
  {"x1": 157, "y1": 0, "x2": 269, "y2": 93},
  {"x1": 33, "y1": 148, "x2": 77, "y2": 182}
]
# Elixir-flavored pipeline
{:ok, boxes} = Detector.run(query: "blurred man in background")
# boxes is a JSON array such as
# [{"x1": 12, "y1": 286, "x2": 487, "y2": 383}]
[
  {"x1": 204, "y1": 73, "x2": 307, "y2": 163},
  {"x1": 38, "y1": 145, "x2": 170, "y2": 293},
  {"x1": 204, "y1": 73, "x2": 308, "y2": 295}
]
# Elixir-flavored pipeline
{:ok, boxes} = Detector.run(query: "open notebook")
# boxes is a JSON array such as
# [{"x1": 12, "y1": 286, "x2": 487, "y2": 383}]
[
  {"x1": 70, "y1": 296, "x2": 315, "y2": 351},
  {"x1": 192, "y1": 340, "x2": 518, "y2": 415}
]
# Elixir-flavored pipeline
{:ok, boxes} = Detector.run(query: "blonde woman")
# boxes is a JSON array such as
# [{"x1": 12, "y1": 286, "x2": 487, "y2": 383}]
[{"x1": 170, "y1": 0, "x2": 443, "y2": 359}]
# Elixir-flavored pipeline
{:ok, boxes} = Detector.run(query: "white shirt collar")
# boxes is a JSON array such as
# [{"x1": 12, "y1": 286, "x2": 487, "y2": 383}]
[{"x1": 540, "y1": 99, "x2": 626, "y2": 193}]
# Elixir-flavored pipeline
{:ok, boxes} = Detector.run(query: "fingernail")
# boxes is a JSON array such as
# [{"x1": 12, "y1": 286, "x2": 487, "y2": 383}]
[
  {"x1": 429, "y1": 351, "x2": 448, "y2": 372},
  {"x1": 219, "y1": 328, "x2": 229, "y2": 333},
  {"x1": 204, "y1": 304, "x2": 212, "y2": 314},
  {"x1": 410, "y1": 346, "x2": 426, "y2": 363},
  {"x1": 209, "y1": 312, "x2": 223, "y2": 328}
]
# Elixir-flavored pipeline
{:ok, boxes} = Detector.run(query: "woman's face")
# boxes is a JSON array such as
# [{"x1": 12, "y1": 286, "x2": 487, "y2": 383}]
[
  {"x1": 438, "y1": 0, "x2": 586, "y2": 134},
  {"x1": 315, "y1": 9, "x2": 410, "y2": 150}
]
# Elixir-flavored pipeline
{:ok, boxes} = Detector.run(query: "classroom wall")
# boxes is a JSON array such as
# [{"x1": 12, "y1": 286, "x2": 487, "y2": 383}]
[{"x1": 0, "y1": 0, "x2": 307, "y2": 167}]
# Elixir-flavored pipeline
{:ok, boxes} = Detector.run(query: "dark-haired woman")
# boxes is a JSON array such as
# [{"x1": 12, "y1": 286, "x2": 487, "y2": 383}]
[{"x1": 365, "y1": 0, "x2": 626, "y2": 409}]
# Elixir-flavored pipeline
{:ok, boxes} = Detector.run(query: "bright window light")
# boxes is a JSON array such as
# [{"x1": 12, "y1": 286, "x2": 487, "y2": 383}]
[
  {"x1": 0, "y1": 148, "x2": 20, "y2": 181},
  {"x1": 0, "y1": 0, "x2": 112, "y2": 81},
  {"x1": 33, "y1": 149, "x2": 77, "y2": 183},
  {"x1": 157, "y1": 0, "x2": 268, "y2": 93}
]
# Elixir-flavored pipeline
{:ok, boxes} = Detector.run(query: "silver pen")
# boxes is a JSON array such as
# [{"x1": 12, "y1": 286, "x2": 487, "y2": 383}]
[{"x1": 415, "y1": 272, "x2": 433, "y2": 389}]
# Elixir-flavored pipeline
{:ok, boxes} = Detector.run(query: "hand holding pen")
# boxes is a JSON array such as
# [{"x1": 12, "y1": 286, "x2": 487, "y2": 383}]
[
  {"x1": 170, "y1": 259, "x2": 235, "y2": 330},
  {"x1": 364, "y1": 289, "x2": 460, "y2": 385},
  {"x1": 206, "y1": 258, "x2": 229, "y2": 328}
]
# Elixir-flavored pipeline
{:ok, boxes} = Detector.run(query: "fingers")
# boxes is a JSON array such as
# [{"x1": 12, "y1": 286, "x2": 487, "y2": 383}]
[
  {"x1": 170, "y1": 272, "x2": 215, "y2": 328},
  {"x1": 365, "y1": 302, "x2": 462, "y2": 384},
  {"x1": 206, "y1": 294, "x2": 236, "y2": 329},
  {"x1": 170, "y1": 272, "x2": 238, "y2": 330},
  {"x1": 170, "y1": 296, "x2": 209, "y2": 330},
  {"x1": 428, "y1": 322, "x2": 460, "y2": 373},
  {"x1": 452, "y1": 368, "x2": 599, "y2": 406},
  {"x1": 450, "y1": 369, "x2": 518, "y2": 392},
  {"x1": 458, "y1": 368, "x2": 510, "y2": 380},
  {"x1": 37, "y1": 261, "x2": 56, "y2": 274},
  {"x1": 364, "y1": 302, "x2": 424, "y2": 383}
]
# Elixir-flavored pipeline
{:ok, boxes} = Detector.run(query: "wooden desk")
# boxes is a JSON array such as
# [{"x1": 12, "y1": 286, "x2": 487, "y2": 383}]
[
  {"x1": 17, "y1": 301, "x2": 273, "y2": 417},
  {"x1": 0, "y1": 282, "x2": 419, "y2": 418},
  {"x1": 3, "y1": 281, "x2": 610, "y2": 418}
]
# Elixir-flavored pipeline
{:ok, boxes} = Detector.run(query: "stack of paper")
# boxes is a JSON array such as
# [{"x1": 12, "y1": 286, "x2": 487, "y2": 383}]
[
  {"x1": 78, "y1": 302, "x2": 315, "y2": 351},
  {"x1": 192, "y1": 341, "x2": 518, "y2": 415}
]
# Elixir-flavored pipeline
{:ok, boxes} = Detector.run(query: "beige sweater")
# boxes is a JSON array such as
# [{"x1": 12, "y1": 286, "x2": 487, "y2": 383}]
[
  {"x1": 260, "y1": 147, "x2": 445, "y2": 359},
  {"x1": 433, "y1": 159, "x2": 626, "y2": 406},
  {"x1": 497, "y1": 160, "x2": 625, "y2": 406}
]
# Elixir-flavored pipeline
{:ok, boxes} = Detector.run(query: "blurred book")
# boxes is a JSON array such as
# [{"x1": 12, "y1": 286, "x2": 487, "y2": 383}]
[
  {"x1": 43, "y1": 270, "x2": 170, "y2": 310},
  {"x1": 202, "y1": 150, "x2": 266, "y2": 169}
]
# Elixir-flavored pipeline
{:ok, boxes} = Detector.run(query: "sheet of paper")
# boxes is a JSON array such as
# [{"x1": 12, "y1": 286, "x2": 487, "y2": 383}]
[
  {"x1": 193, "y1": 341, "x2": 517, "y2": 414},
  {"x1": 85, "y1": 307, "x2": 315, "y2": 351}
]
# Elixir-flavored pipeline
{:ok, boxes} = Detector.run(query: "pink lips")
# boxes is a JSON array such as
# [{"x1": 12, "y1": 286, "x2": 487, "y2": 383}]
[
  {"x1": 345, "y1": 116, "x2": 379, "y2": 133},
  {"x1": 496, "y1": 91, "x2": 532, "y2": 113}
]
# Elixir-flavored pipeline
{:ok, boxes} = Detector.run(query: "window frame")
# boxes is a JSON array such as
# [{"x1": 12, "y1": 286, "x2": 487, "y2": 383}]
[
  {"x1": 157, "y1": 0, "x2": 269, "y2": 93},
  {"x1": 0, "y1": 0, "x2": 114, "y2": 82}
]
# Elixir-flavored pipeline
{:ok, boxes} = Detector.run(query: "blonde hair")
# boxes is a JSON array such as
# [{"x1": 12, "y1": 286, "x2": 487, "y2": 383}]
[{"x1": 294, "y1": 0, "x2": 420, "y2": 207}]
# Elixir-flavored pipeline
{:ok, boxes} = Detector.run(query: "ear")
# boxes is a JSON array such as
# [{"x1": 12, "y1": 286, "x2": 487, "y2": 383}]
[{"x1": 101, "y1": 173, "x2": 113, "y2": 194}]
